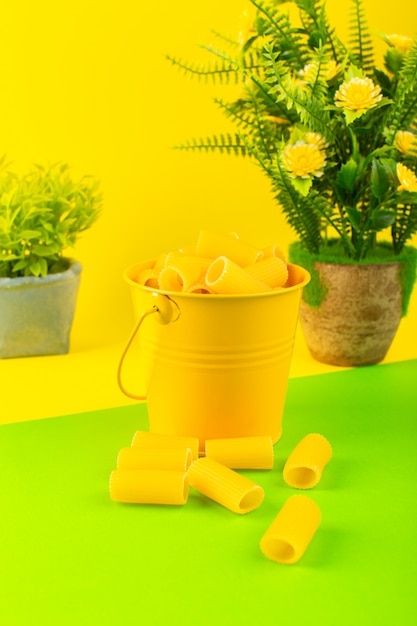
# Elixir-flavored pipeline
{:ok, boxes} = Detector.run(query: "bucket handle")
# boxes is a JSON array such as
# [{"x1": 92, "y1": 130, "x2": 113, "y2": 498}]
[{"x1": 117, "y1": 294, "x2": 181, "y2": 400}]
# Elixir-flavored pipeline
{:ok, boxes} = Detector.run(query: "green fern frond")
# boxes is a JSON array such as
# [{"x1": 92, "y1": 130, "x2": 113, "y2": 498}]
[
  {"x1": 384, "y1": 44, "x2": 417, "y2": 139},
  {"x1": 262, "y1": 44, "x2": 334, "y2": 142},
  {"x1": 348, "y1": 0, "x2": 375, "y2": 72},
  {"x1": 392, "y1": 199, "x2": 417, "y2": 253},
  {"x1": 267, "y1": 158, "x2": 322, "y2": 253},
  {"x1": 296, "y1": 0, "x2": 349, "y2": 65},
  {"x1": 173, "y1": 134, "x2": 248, "y2": 156},
  {"x1": 247, "y1": 76, "x2": 300, "y2": 123},
  {"x1": 210, "y1": 29, "x2": 241, "y2": 49},
  {"x1": 304, "y1": 46, "x2": 333, "y2": 102},
  {"x1": 214, "y1": 99, "x2": 259, "y2": 130},
  {"x1": 250, "y1": 0, "x2": 308, "y2": 70},
  {"x1": 398, "y1": 43, "x2": 417, "y2": 93},
  {"x1": 199, "y1": 46, "x2": 264, "y2": 76},
  {"x1": 166, "y1": 54, "x2": 240, "y2": 85}
]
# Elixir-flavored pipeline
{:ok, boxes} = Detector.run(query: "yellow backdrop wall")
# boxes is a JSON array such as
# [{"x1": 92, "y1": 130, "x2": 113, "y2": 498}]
[{"x1": 1, "y1": 0, "x2": 416, "y2": 353}]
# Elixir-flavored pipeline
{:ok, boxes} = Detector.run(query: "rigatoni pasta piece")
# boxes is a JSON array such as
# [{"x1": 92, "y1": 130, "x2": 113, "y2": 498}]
[
  {"x1": 283, "y1": 433, "x2": 332, "y2": 489},
  {"x1": 260, "y1": 495, "x2": 321, "y2": 564},
  {"x1": 159, "y1": 254, "x2": 212, "y2": 292},
  {"x1": 205, "y1": 256, "x2": 271, "y2": 294},
  {"x1": 261, "y1": 243, "x2": 287, "y2": 263},
  {"x1": 187, "y1": 457, "x2": 264, "y2": 514},
  {"x1": 109, "y1": 469, "x2": 189, "y2": 505},
  {"x1": 153, "y1": 253, "x2": 169, "y2": 273},
  {"x1": 195, "y1": 230, "x2": 263, "y2": 266},
  {"x1": 137, "y1": 268, "x2": 160, "y2": 289},
  {"x1": 131, "y1": 431, "x2": 200, "y2": 460},
  {"x1": 186, "y1": 283, "x2": 213, "y2": 294},
  {"x1": 244, "y1": 257, "x2": 289, "y2": 288},
  {"x1": 117, "y1": 446, "x2": 193, "y2": 472},
  {"x1": 204, "y1": 436, "x2": 274, "y2": 469}
]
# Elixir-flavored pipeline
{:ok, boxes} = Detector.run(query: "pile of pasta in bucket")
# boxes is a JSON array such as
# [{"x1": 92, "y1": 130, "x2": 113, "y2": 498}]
[
  {"x1": 135, "y1": 230, "x2": 289, "y2": 294},
  {"x1": 109, "y1": 432, "x2": 332, "y2": 565}
]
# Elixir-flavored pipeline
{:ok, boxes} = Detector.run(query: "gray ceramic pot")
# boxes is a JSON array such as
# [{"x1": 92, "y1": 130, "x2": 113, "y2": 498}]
[{"x1": 0, "y1": 259, "x2": 82, "y2": 358}]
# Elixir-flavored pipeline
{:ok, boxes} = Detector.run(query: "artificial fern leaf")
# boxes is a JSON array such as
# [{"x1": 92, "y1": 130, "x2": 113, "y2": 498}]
[
  {"x1": 173, "y1": 134, "x2": 248, "y2": 156},
  {"x1": 348, "y1": 0, "x2": 375, "y2": 73},
  {"x1": 384, "y1": 43, "x2": 417, "y2": 138},
  {"x1": 165, "y1": 54, "x2": 240, "y2": 85},
  {"x1": 250, "y1": 0, "x2": 308, "y2": 70},
  {"x1": 262, "y1": 44, "x2": 334, "y2": 142}
]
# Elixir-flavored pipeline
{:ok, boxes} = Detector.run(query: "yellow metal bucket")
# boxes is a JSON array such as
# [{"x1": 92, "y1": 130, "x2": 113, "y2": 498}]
[{"x1": 118, "y1": 260, "x2": 310, "y2": 449}]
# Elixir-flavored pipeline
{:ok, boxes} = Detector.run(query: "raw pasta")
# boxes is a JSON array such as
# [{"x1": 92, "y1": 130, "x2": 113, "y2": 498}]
[
  {"x1": 186, "y1": 457, "x2": 265, "y2": 514},
  {"x1": 244, "y1": 257, "x2": 289, "y2": 288},
  {"x1": 205, "y1": 256, "x2": 271, "y2": 294},
  {"x1": 260, "y1": 495, "x2": 321, "y2": 564},
  {"x1": 283, "y1": 433, "x2": 332, "y2": 489},
  {"x1": 109, "y1": 469, "x2": 189, "y2": 505},
  {"x1": 117, "y1": 446, "x2": 193, "y2": 472},
  {"x1": 134, "y1": 230, "x2": 292, "y2": 296}
]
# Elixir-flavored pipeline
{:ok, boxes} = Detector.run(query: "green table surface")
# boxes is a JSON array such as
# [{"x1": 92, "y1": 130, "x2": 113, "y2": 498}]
[{"x1": 1, "y1": 360, "x2": 417, "y2": 626}]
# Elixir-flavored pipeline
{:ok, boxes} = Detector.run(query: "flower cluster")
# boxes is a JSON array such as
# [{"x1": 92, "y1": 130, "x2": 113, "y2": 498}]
[{"x1": 169, "y1": 0, "x2": 417, "y2": 260}]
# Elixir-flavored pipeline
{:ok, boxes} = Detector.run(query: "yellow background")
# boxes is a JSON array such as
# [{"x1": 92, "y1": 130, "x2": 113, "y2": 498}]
[{"x1": 1, "y1": 0, "x2": 417, "y2": 423}]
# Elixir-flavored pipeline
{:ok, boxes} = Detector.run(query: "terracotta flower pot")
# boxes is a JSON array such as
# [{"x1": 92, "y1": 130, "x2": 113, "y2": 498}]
[{"x1": 289, "y1": 243, "x2": 417, "y2": 367}]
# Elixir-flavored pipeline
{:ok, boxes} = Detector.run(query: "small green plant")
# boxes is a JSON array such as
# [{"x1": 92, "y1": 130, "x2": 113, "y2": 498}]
[
  {"x1": 167, "y1": 0, "x2": 417, "y2": 261},
  {"x1": 0, "y1": 159, "x2": 102, "y2": 277}
]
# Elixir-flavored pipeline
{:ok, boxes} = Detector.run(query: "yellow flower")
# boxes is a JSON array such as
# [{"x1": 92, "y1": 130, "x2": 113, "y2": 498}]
[
  {"x1": 334, "y1": 77, "x2": 382, "y2": 113},
  {"x1": 300, "y1": 59, "x2": 341, "y2": 83},
  {"x1": 397, "y1": 163, "x2": 417, "y2": 192},
  {"x1": 305, "y1": 132, "x2": 329, "y2": 151},
  {"x1": 386, "y1": 34, "x2": 415, "y2": 53},
  {"x1": 394, "y1": 131, "x2": 417, "y2": 155},
  {"x1": 282, "y1": 141, "x2": 326, "y2": 179}
]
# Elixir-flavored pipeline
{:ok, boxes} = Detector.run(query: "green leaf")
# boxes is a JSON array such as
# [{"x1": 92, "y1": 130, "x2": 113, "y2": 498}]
[
  {"x1": 11, "y1": 259, "x2": 28, "y2": 273},
  {"x1": 19, "y1": 229, "x2": 42, "y2": 239},
  {"x1": 343, "y1": 108, "x2": 367, "y2": 124},
  {"x1": 31, "y1": 243, "x2": 60, "y2": 256},
  {"x1": 384, "y1": 48, "x2": 405, "y2": 75},
  {"x1": 38, "y1": 257, "x2": 48, "y2": 276},
  {"x1": 29, "y1": 261, "x2": 41, "y2": 276},
  {"x1": 346, "y1": 207, "x2": 362, "y2": 231},
  {"x1": 371, "y1": 209, "x2": 396, "y2": 230},
  {"x1": 290, "y1": 177, "x2": 313, "y2": 196},
  {"x1": 371, "y1": 160, "x2": 390, "y2": 198},
  {"x1": 0, "y1": 216, "x2": 9, "y2": 232},
  {"x1": 337, "y1": 159, "x2": 358, "y2": 192},
  {"x1": 374, "y1": 69, "x2": 392, "y2": 93}
]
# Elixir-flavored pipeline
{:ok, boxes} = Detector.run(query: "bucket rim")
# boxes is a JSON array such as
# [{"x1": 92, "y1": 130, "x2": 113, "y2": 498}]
[{"x1": 123, "y1": 260, "x2": 310, "y2": 299}]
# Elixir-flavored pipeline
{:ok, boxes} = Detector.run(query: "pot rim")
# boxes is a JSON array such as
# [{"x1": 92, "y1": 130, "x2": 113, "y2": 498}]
[{"x1": 0, "y1": 258, "x2": 82, "y2": 289}]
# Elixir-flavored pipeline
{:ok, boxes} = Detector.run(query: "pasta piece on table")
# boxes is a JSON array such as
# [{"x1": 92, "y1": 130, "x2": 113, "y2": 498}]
[
  {"x1": 283, "y1": 433, "x2": 332, "y2": 489},
  {"x1": 117, "y1": 446, "x2": 193, "y2": 471},
  {"x1": 109, "y1": 469, "x2": 189, "y2": 505},
  {"x1": 260, "y1": 495, "x2": 321, "y2": 564},
  {"x1": 187, "y1": 457, "x2": 264, "y2": 514}
]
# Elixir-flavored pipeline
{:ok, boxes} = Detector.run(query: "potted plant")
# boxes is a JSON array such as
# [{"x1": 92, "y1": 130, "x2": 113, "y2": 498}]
[
  {"x1": 167, "y1": 0, "x2": 417, "y2": 366},
  {"x1": 0, "y1": 159, "x2": 102, "y2": 358}
]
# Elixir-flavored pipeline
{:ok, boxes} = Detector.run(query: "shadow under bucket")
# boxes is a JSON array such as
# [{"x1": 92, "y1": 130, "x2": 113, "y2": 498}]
[{"x1": 119, "y1": 260, "x2": 310, "y2": 449}]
